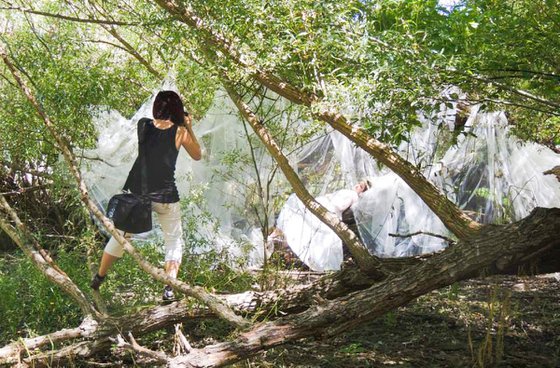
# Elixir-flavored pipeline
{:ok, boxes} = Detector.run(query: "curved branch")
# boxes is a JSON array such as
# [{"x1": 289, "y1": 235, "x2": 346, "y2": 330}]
[
  {"x1": 102, "y1": 26, "x2": 163, "y2": 79},
  {"x1": 0, "y1": 195, "x2": 100, "y2": 318},
  {"x1": 0, "y1": 4, "x2": 140, "y2": 26},
  {"x1": 221, "y1": 77, "x2": 386, "y2": 277}
]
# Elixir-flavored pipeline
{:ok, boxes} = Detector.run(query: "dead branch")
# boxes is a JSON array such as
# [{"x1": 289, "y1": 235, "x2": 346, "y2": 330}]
[
  {"x1": 113, "y1": 333, "x2": 168, "y2": 366},
  {"x1": 0, "y1": 318, "x2": 98, "y2": 366},
  {"x1": 3, "y1": 300, "x2": 213, "y2": 366},
  {"x1": 174, "y1": 324, "x2": 192, "y2": 356},
  {"x1": 389, "y1": 230, "x2": 456, "y2": 244}
]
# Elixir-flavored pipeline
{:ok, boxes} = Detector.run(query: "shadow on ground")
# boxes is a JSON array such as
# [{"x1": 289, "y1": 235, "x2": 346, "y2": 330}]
[{"x1": 239, "y1": 274, "x2": 560, "y2": 368}]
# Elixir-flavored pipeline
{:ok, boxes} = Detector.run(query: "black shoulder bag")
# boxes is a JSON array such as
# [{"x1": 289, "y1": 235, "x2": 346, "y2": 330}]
[{"x1": 106, "y1": 119, "x2": 152, "y2": 234}]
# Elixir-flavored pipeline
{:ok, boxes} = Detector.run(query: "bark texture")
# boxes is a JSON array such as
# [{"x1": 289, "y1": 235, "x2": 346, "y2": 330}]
[{"x1": 166, "y1": 207, "x2": 560, "y2": 367}]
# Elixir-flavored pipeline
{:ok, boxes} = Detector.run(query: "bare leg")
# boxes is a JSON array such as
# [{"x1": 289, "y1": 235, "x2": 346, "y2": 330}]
[
  {"x1": 164, "y1": 260, "x2": 180, "y2": 280},
  {"x1": 98, "y1": 252, "x2": 119, "y2": 277},
  {"x1": 91, "y1": 251, "x2": 119, "y2": 290}
]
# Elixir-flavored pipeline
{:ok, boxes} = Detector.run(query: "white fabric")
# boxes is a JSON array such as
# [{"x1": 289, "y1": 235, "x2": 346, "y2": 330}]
[
  {"x1": 276, "y1": 189, "x2": 360, "y2": 271},
  {"x1": 104, "y1": 202, "x2": 184, "y2": 262},
  {"x1": 84, "y1": 82, "x2": 560, "y2": 270}
]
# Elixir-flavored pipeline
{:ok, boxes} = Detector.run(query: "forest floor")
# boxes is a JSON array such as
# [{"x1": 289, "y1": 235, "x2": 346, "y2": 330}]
[{"x1": 234, "y1": 273, "x2": 560, "y2": 368}]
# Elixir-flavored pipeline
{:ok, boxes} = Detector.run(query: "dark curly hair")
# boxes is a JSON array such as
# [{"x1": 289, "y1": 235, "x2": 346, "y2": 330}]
[{"x1": 152, "y1": 90, "x2": 186, "y2": 126}]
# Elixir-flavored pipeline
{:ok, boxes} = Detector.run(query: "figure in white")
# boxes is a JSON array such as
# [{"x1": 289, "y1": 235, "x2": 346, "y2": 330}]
[{"x1": 273, "y1": 179, "x2": 371, "y2": 271}]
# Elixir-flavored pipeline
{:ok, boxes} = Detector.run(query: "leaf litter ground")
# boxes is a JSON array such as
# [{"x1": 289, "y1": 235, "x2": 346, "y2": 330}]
[{"x1": 237, "y1": 274, "x2": 560, "y2": 368}]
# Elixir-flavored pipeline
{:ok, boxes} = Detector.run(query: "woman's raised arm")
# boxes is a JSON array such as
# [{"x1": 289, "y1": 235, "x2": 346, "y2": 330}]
[{"x1": 176, "y1": 115, "x2": 201, "y2": 160}]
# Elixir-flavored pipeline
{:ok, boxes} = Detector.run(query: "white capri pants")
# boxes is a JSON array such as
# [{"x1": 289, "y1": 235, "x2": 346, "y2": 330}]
[{"x1": 104, "y1": 202, "x2": 184, "y2": 262}]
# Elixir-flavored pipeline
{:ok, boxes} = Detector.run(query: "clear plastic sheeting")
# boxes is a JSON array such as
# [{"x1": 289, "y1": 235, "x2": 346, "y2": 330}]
[
  {"x1": 82, "y1": 84, "x2": 560, "y2": 271},
  {"x1": 436, "y1": 108, "x2": 560, "y2": 223},
  {"x1": 353, "y1": 174, "x2": 449, "y2": 258},
  {"x1": 82, "y1": 86, "x2": 273, "y2": 269},
  {"x1": 276, "y1": 104, "x2": 560, "y2": 267}
]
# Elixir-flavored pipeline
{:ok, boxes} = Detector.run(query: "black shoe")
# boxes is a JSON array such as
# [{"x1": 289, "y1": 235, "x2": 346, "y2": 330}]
[
  {"x1": 162, "y1": 285, "x2": 175, "y2": 302},
  {"x1": 90, "y1": 273, "x2": 106, "y2": 291}
]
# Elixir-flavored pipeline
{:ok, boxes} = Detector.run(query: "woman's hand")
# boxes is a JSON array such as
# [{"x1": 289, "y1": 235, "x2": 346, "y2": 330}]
[
  {"x1": 177, "y1": 113, "x2": 201, "y2": 160},
  {"x1": 183, "y1": 113, "x2": 193, "y2": 128}
]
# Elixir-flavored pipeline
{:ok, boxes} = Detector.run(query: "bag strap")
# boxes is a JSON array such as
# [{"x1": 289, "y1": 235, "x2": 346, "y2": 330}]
[{"x1": 137, "y1": 118, "x2": 149, "y2": 196}]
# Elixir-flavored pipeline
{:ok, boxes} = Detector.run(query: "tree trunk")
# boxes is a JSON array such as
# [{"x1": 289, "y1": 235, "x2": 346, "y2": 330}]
[
  {"x1": 167, "y1": 207, "x2": 560, "y2": 367},
  {"x1": 3, "y1": 208, "x2": 558, "y2": 366}
]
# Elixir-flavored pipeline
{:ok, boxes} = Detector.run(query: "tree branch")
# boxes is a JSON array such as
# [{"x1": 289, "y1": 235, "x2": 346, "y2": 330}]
[
  {"x1": 478, "y1": 68, "x2": 560, "y2": 80},
  {"x1": 220, "y1": 75, "x2": 387, "y2": 278},
  {"x1": 0, "y1": 44, "x2": 250, "y2": 330},
  {"x1": 167, "y1": 208, "x2": 560, "y2": 367},
  {"x1": 0, "y1": 183, "x2": 50, "y2": 196},
  {"x1": 0, "y1": 318, "x2": 97, "y2": 366},
  {"x1": 0, "y1": 4, "x2": 140, "y2": 26},
  {"x1": 455, "y1": 70, "x2": 560, "y2": 110},
  {"x1": 113, "y1": 333, "x2": 168, "y2": 366},
  {"x1": 102, "y1": 25, "x2": 163, "y2": 79},
  {"x1": 0, "y1": 195, "x2": 101, "y2": 318},
  {"x1": 152, "y1": 0, "x2": 482, "y2": 240},
  {"x1": 389, "y1": 230, "x2": 456, "y2": 244},
  {"x1": 3, "y1": 207, "x2": 559, "y2": 366}
]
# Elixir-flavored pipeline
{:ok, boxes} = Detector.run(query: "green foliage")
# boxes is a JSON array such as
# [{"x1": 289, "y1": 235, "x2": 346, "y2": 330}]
[
  {"x1": 181, "y1": 0, "x2": 559, "y2": 146},
  {"x1": 1, "y1": 0, "x2": 559, "y2": 353},
  {"x1": 0, "y1": 249, "x2": 85, "y2": 345},
  {"x1": 94, "y1": 239, "x2": 255, "y2": 312},
  {"x1": 2, "y1": 0, "x2": 559, "y2": 162},
  {"x1": 441, "y1": 0, "x2": 560, "y2": 145},
  {"x1": 339, "y1": 342, "x2": 367, "y2": 354},
  {"x1": 446, "y1": 282, "x2": 461, "y2": 301}
]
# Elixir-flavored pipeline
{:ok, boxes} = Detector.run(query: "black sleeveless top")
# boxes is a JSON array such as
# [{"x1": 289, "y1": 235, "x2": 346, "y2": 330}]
[{"x1": 123, "y1": 118, "x2": 180, "y2": 203}]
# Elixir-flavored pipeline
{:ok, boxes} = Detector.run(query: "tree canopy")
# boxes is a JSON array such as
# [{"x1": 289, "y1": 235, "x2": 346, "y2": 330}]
[{"x1": 0, "y1": 0, "x2": 559, "y2": 366}]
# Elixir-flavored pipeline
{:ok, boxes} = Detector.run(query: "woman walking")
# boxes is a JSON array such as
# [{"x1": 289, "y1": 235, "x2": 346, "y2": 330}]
[{"x1": 91, "y1": 90, "x2": 201, "y2": 301}]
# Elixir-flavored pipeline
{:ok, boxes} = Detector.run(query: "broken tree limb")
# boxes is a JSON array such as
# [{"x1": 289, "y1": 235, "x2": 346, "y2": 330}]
[
  {"x1": 0, "y1": 317, "x2": 98, "y2": 366},
  {"x1": 114, "y1": 333, "x2": 168, "y2": 366},
  {"x1": 163, "y1": 207, "x2": 560, "y2": 367},
  {"x1": 1, "y1": 300, "x2": 213, "y2": 366}
]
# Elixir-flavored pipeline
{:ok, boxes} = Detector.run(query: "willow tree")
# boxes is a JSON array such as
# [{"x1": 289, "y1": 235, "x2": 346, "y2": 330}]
[{"x1": 0, "y1": 0, "x2": 559, "y2": 366}]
